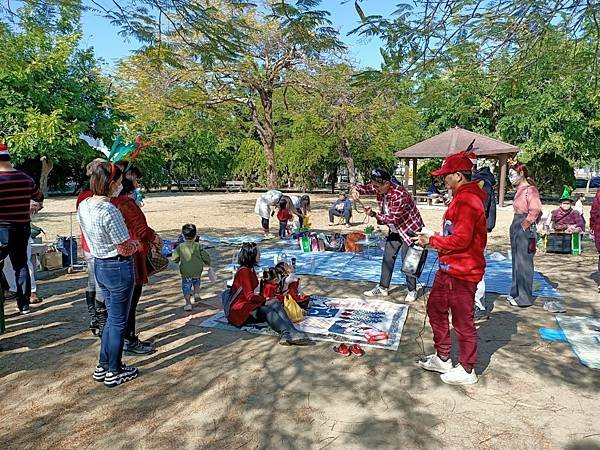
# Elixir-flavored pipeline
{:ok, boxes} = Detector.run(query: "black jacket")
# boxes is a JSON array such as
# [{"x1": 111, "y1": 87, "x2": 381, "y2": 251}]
[{"x1": 472, "y1": 167, "x2": 497, "y2": 232}]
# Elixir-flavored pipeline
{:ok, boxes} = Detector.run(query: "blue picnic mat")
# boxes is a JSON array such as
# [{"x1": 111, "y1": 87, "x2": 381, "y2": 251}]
[
  {"x1": 198, "y1": 296, "x2": 409, "y2": 350},
  {"x1": 555, "y1": 316, "x2": 600, "y2": 370},
  {"x1": 257, "y1": 248, "x2": 561, "y2": 298},
  {"x1": 199, "y1": 234, "x2": 270, "y2": 246}
]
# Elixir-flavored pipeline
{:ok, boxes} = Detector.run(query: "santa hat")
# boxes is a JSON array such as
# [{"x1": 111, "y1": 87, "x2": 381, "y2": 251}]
[{"x1": 0, "y1": 143, "x2": 9, "y2": 160}]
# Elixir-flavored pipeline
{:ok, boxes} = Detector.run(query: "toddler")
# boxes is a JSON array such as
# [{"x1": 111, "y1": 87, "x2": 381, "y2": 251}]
[
  {"x1": 172, "y1": 223, "x2": 212, "y2": 311},
  {"x1": 277, "y1": 199, "x2": 293, "y2": 239}
]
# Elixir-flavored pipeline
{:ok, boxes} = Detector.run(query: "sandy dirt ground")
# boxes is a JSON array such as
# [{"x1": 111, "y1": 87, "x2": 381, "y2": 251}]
[{"x1": 1, "y1": 191, "x2": 599, "y2": 450}]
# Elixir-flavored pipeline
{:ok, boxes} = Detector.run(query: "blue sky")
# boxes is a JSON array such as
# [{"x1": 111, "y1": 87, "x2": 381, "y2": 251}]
[{"x1": 79, "y1": 1, "x2": 398, "y2": 69}]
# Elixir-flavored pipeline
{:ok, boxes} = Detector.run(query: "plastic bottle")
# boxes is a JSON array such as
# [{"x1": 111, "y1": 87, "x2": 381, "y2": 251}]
[{"x1": 572, "y1": 232, "x2": 581, "y2": 255}]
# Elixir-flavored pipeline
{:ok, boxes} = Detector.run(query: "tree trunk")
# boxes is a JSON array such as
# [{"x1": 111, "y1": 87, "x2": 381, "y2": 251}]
[
  {"x1": 253, "y1": 90, "x2": 278, "y2": 189},
  {"x1": 262, "y1": 136, "x2": 277, "y2": 189},
  {"x1": 340, "y1": 138, "x2": 356, "y2": 184},
  {"x1": 39, "y1": 156, "x2": 53, "y2": 195},
  {"x1": 166, "y1": 158, "x2": 174, "y2": 192}
]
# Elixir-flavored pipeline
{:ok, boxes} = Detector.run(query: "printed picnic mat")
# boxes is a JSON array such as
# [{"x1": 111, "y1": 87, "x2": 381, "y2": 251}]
[
  {"x1": 555, "y1": 315, "x2": 600, "y2": 370},
  {"x1": 198, "y1": 296, "x2": 409, "y2": 350},
  {"x1": 199, "y1": 234, "x2": 270, "y2": 246},
  {"x1": 258, "y1": 248, "x2": 561, "y2": 299}
]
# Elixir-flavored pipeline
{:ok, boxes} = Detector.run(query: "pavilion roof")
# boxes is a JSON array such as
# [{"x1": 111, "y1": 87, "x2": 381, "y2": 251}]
[{"x1": 395, "y1": 127, "x2": 520, "y2": 158}]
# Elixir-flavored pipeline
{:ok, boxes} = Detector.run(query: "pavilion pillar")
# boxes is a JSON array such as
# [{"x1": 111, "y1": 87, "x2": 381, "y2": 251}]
[
  {"x1": 498, "y1": 154, "x2": 508, "y2": 207},
  {"x1": 412, "y1": 158, "x2": 418, "y2": 197},
  {"x1": 403, "y1": 158, "x2": 410, "y2": 188}
]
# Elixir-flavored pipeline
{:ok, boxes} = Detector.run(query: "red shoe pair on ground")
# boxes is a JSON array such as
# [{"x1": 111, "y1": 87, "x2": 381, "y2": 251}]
[{"x1": 333, "y1": 343, "x2": 365, "y2": 357}]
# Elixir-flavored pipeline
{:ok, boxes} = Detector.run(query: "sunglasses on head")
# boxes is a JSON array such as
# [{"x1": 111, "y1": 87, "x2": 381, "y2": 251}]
[{"x1": 371, "y1": 169, "x2": 390, "y2": 184}]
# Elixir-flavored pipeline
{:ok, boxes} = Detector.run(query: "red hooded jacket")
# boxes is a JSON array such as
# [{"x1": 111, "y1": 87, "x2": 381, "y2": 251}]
[{"x1": 429, "y1": 181, "x2": 487, "y2": 283}]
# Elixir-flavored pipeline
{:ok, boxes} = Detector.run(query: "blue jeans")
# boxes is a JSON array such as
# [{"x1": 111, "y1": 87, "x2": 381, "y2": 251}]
[
  {"x1": 0, "y1": 222, "x2": 31, "y2": 309},
  {"x1": 181, "y1": 277, "x2": 200, "y2": 296},
  {"x1": 95, "y1": 257, "x2": 134, "y2": 372}
]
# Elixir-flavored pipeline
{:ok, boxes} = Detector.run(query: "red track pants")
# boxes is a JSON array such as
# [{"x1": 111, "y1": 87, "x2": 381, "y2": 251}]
[{"x1": 427, "y1": 271, "x2": 478, "y2": 371}]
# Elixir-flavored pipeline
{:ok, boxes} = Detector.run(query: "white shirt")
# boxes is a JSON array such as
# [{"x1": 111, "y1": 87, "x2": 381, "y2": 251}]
[{"x1": 254, "y1": 190, "x2": 283, "y2": 219}]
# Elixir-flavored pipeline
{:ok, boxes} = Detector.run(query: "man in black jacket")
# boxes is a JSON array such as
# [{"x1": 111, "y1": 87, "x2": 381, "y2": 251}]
[{"x1": 472, "y1": 166, "x2": 496, "y2": 322}]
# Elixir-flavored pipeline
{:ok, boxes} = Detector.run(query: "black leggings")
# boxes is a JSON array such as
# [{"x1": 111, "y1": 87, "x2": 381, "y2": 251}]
[
  {"x1": 125, "y1": 284, "x2": 143, "y2": 340},
  {"x1": 261, "y1": 218, "x2": 269, "y2": 232},
  {"x1": 247, "y1": 299, "x2": 296, "y2": 335}
]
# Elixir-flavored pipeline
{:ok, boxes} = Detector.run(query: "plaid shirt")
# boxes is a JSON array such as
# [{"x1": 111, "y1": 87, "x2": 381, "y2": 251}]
[
  {"x1": 77, "y1": 197, "x2": 130, "y2": 258},
  {"x1": 356, "y1": 182, "x2": 424, "y2": 244}
]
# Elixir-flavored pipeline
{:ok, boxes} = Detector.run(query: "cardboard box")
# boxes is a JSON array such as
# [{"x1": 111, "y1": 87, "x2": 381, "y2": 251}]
[{"x1": 41, "y1": 251, "x2": 63, "y2": 271}]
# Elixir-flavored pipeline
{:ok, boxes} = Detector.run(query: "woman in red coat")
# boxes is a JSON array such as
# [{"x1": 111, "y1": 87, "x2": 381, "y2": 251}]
[
  {"x1": 224, "y1": 242, "x2": 310, "y2": 346},
  {"x1": 111, "y1": 162, "x2": 160, "y2": 355}
]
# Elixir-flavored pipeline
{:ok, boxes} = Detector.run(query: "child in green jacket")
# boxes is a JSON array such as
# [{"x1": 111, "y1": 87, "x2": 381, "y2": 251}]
[{"x1": 172, "y1": 224, "x2": 211, "y2": 311}]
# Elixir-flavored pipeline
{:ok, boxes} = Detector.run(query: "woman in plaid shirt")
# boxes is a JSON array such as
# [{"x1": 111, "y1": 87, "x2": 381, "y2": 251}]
[
  {"x1": 78, "y1": 162, "x2": 141, "y2": 388},
  {"x1": 351, "y1": 169, "x2": 424, "y2": 302}
]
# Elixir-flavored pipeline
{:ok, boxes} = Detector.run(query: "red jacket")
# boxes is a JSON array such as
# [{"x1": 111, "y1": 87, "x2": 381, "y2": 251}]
[
  {"x1": 111, "y1": 195, "x2": 156, "y2": 285},
  {"x1": 227, "y1": 267, "x2": 266, "y2": 327},
  {"x1": 277, "y1": 208, "x2": 292, "y2": 222},
  {"x1": 429, "y1": 181, "x2": 487, "y2": 283},
  {"x1": 591, "y1": 188, "x2": 600, "y2": 251}
]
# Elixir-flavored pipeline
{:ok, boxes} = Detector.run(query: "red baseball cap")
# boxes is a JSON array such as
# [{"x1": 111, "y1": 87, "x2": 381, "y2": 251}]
[{"x1": 431, "y1": 151, "x2": 474, "y2": 176}]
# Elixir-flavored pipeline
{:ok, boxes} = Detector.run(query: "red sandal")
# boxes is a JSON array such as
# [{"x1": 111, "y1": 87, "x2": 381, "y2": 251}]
[
  {"x1": 350, "y1": 344, "x2": 365, "y2": 357},
  {"x1": 333, "y1": 343, "x2": 351, "y2": 357}
]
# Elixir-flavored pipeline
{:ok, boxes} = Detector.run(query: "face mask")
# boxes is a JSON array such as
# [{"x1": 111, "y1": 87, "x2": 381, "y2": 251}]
[
  {"x1": 508, "y1": 170, "x2": 520, "y2": 186},
  {"x1": 560, "y1": 204, "x2": 571, "y2": 211},
  {"x1": 112, "y1": 184, "x2": 123, "y2": 197}
]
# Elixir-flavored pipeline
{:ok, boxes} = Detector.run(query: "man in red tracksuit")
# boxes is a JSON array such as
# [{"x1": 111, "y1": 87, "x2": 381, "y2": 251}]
[{"x1": 414, "y1": 150, "x2": 487, "y2": 385}]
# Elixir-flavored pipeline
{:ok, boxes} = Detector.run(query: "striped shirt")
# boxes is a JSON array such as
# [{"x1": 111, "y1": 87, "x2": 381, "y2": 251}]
[{"x1": 0, "y1": 169, "x2": 44, "y2": 223}]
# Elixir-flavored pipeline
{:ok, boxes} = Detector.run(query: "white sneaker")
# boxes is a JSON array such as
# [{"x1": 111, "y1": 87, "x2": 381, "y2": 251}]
[
  {"x1": 440, "y1": 364, "x2": 478, "y2": 385},
  {"x1": 404, "y1": 290, "x2": 418, "y2": 303},
  {"x1": 506, "y1": 295, "x2": 518, "y2": 306},
  {"x1": 183, "y1": 304, "x2": 193, "y2": 311},
  {"x1": 363, "y1": 285, "x2": 388, "y2": 297},
  {"x1": 416, "y1": 353, "x2": 452, "y2": 373}
]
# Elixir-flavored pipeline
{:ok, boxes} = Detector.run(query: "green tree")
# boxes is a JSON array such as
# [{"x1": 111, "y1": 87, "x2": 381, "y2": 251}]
[
  {"x1": 0, "y1": 2, "x2": 118, "y2": 192},
  {"x1": 117, "y1": 1, "x2": 344, "y2": 188}
]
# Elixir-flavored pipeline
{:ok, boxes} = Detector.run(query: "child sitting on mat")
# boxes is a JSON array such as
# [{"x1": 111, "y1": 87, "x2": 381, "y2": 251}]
[
  {"x1": 275, "y1": 262, "x2": 311, "y2": 308},
  {"x1": 172, "y1": 223, "x2": 212, "y2": 311}
]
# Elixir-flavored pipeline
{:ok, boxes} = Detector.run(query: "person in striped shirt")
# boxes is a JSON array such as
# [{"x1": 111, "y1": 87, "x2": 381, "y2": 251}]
[{"x1": 0, "y1": 143, "x2": 44, "y2": 315}]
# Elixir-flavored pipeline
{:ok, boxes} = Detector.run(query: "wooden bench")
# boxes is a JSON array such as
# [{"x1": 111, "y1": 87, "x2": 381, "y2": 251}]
[
  {"x1": 414, "y1": 194, "x2": 434, "y2": 206},
  {"x1": 225, "y1": 180, "x2": 244, "y2": 192},
  {"x1": 178, "y1": 180, "x2": 200, "y2": 191}
]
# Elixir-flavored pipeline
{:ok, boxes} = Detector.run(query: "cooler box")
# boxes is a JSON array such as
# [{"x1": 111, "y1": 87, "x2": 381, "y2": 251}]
[{"x1": 546, "y1": 233, "x2": 572, "y2": 254}]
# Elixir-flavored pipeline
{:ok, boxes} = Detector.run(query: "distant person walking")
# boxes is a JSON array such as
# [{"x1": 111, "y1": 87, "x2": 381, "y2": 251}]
[
  {"x1": 0, "y1": 143, "x2": 44, "y2": 315},
  {"x1": 507, "y1": 162, "x2": 542, "y2": 307}
]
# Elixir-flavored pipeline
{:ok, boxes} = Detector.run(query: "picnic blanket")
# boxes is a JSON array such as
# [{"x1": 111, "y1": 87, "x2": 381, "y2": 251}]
[
  {"x1": 257, "y1": 248, "x2": 560, "y2": 299},
  {"x1": 198, "y1": 296, "x2": 409, "y2": 350},
  {"x1": 553, "y1": 316, "x2": 600, "y2": 370},
  {"x1": 199, "y1": 234, "x2": 269, "y2": 246}
]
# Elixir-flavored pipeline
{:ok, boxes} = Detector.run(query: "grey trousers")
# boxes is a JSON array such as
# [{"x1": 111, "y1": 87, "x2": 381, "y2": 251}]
[
  {"x1": 379, "y1": 233, "x2": 417, "y2": 291},
  {"x1": 509, "y1": 214, "x2": 535, "y2": 306}
]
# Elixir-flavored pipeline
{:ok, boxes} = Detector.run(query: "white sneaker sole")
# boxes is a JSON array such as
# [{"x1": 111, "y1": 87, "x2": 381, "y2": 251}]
[
  {"x1": 416, "y1": 361, "x2": 451, "y2": 374},
  {"x1": 440, "y1": 375, "x2": 478, "y2": 385}
]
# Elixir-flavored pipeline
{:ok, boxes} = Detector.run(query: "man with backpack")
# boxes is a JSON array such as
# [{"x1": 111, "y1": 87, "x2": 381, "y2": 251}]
[{"x1": 472, "y1": 165, "x2": 497, "y2": 322}]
